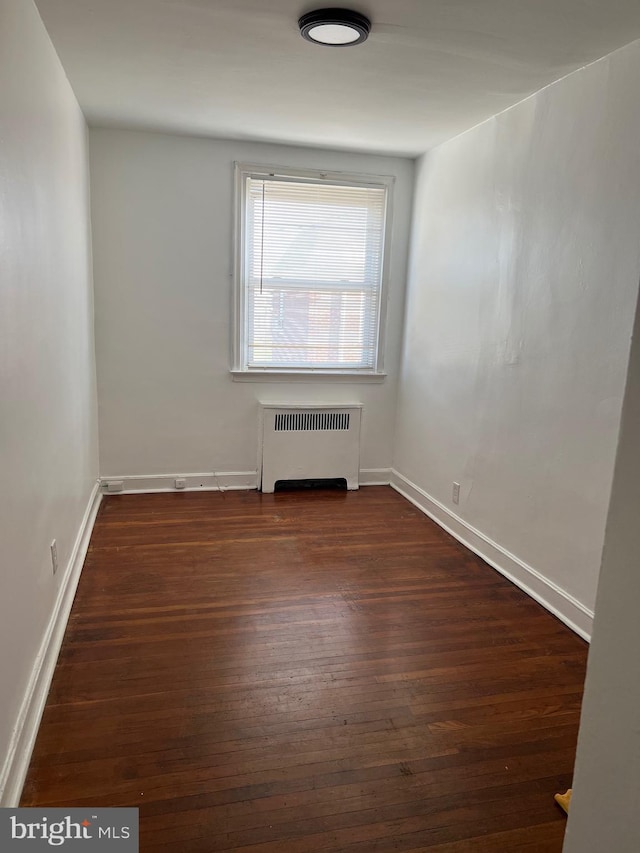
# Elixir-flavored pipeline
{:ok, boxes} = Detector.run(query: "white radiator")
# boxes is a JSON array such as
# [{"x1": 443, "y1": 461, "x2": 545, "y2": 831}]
[{"x1": 260, "y1": 404, "x2": 362, "y2": 493}]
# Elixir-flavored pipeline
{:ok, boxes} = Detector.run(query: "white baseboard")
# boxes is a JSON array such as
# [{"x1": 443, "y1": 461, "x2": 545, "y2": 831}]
[
  {"x1": 101, "y1": 470, "x2": 391, "y2": 493},
  {"x1": 0, "y1": 481, "x2": 102, "y2": 807},
  {"x1": 359, "y1": 468, "x2": 392, "y2": 486},
  {"x1": 100, "y1": 471, "x2": 258, "y2": 494},
  {"x1": 390, "y1": 470, "x2": 593, "y2": 641}
]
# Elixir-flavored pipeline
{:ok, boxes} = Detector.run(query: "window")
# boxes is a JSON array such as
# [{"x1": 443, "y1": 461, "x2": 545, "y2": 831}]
[{"x1": 232, "y1": 163, "x2": 392, "y2": 378}]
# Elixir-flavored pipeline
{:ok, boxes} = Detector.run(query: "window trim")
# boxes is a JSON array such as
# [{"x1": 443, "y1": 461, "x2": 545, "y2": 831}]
[{"x1": 231, "y1": 162, "x2": 394, "y2": 379}]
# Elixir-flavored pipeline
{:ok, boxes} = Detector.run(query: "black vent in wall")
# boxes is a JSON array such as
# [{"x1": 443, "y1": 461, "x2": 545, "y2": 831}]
[{"x1": 274, "y1": 412, "x2": 350, "y2": 431}]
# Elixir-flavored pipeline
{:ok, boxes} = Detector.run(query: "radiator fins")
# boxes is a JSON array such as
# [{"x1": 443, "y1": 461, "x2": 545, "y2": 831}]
[{"x1": 274, "y1": 412, "x2": 350, "y2": 431}]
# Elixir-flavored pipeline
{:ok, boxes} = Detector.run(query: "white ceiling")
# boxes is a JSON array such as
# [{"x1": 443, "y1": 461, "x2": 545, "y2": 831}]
[{"x1": 34, "y1": 0, "x2": 640, "y2": 157}]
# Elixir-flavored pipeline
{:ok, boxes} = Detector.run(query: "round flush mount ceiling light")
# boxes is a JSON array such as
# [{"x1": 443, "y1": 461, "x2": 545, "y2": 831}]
[{"x1": 298, "y1": 8, "x2": 371, "y2": 46}]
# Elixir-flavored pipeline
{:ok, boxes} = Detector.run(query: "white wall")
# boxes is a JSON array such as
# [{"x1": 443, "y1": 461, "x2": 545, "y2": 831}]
[
  {"x1": 563, "y1": 278, "x2": 640, "y2": 851},
  {"x1": 0, "y1": 0, "x2": 98, "y2": 802},
  {"x1": 393, "y1": 39, "x2": 640, "y2": 632},
  {"x1": 89, "y1": 129, "x2": 414, "y2": 483}
]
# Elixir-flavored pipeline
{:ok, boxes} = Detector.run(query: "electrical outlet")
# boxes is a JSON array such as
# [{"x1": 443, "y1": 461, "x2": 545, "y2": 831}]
[
  {"x1": 174, "y1": 478, "x2": 186, "y2": 490},
  {"x1": 50, "y1": 540, "x2": 59, "y2": 575},
  {"x1": 452, "y1": 482, "x2": 460, "y2": 505}
]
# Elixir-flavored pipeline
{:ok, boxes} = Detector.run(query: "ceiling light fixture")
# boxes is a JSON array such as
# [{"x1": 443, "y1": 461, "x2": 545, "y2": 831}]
[{"x1": 298, "y1": 8, "x2": 371, "y2": 47}]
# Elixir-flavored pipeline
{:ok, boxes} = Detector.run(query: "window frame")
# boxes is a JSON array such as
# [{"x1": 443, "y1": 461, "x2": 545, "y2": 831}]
[{"x1": 231, "y1": 162, "x2": 394, "y2": 381}]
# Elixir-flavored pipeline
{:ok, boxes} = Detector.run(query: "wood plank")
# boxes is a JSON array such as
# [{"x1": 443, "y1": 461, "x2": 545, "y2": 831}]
[{"x1": 22, "y1": 487, "x2": 586, "y2": 851}]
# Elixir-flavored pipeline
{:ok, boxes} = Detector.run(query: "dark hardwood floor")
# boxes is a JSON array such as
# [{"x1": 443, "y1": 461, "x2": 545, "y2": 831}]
[{"x1": 22, "y1": 486, "x2": 587, "y2": 851}]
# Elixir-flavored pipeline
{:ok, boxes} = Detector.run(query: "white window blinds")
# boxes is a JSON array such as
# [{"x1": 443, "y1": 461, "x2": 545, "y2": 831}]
[{"x1": 242, "y1": 174, "x2": 388, "y2": 371}]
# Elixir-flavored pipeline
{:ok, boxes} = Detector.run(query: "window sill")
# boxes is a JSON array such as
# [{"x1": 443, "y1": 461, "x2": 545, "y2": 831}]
[{"x1": 230, "y1": 370, "x2": 387, "y2": 383}]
